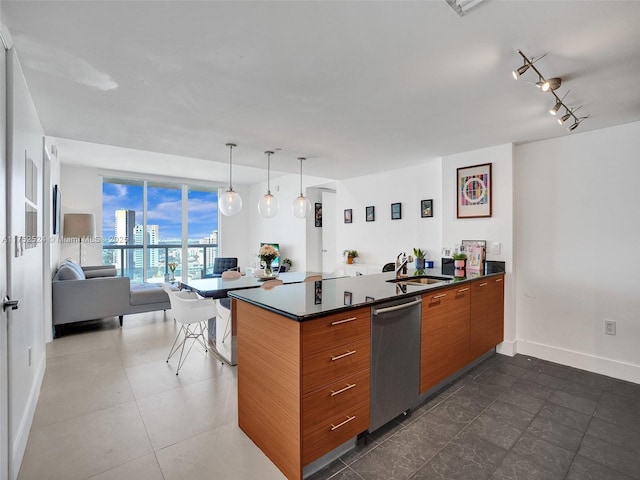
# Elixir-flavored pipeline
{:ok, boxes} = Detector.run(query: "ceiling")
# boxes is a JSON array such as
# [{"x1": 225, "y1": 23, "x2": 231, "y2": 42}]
[{"x1": 2, "y1": 1, "x2": 640, "y2": 184}]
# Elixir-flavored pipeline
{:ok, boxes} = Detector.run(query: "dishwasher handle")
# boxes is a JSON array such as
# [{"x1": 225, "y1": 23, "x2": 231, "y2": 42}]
[{"x1": 372, "y1": 298, "x2": 421, "y2": 316}]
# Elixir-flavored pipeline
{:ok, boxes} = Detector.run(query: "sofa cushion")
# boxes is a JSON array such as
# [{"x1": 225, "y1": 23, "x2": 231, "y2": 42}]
[
  {"x1": 130, "y1": 283, "x2": 176, "y2": 306},
  {"x1": 55, "y1": 260, "x2": 86, "y2": 281}
]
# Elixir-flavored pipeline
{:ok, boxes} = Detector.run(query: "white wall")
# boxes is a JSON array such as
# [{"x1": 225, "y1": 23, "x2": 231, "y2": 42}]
[
  {"x1": 515, "y1": 121, "x2": 640, "y2": 383},
  {"x1": 245, "y1": 173, "x2": 334, "y2": 272},
  {"x1": 442, "y1": 143, "x2": 515, "y2": 354},
  {"x1": 336, "y1": 160, "x2": 443, "y2": 270}
]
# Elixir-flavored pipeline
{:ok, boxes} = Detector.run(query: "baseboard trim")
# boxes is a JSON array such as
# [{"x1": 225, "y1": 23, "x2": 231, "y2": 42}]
[
  {"x1": 516, "y1": 339, "x2": 640, "y2": 384},
  {"x1": 11, "y1": 354, "x2": 45, "y2": 480},
  {"x1": 496, "y1": 340, "x2": 516, "y2": 356}
]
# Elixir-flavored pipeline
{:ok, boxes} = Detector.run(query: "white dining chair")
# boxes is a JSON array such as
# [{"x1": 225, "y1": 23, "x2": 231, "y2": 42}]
[
  {"x1": 162, "y1": 284, "x2": 218, "y2": 375},
  {"x1": 261, "y1": 279, "x2": 283, "y2": 289},
  {"x1": 303, "y1": 275, "x2": 322, "y2": 282},
  {"x1": 221, "y1": 270, "x2": 242, "y2": 280}
]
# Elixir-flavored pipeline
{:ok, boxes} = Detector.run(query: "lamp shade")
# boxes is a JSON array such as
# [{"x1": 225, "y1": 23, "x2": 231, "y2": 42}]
[
  {"x1": 63, "y1": 213, "x2": 95, "y2": 238},
  {"x1": 219, "y1": 189, "x2": 243, "y2": 216}
]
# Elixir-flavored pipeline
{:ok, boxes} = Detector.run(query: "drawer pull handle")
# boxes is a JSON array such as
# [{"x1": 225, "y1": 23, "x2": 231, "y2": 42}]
[
  {"x1": 479, "y1": 282, "x2": 488, "y2": 287},
  {"x1": 432, "y1": 293, "x2": 447, "y2": 300},
  {"x1": 457, "y1": 288, "x2": 469, "y2": 293},
  {"x1": 331, "y1": 350, "x2": 356, "y2": 361},
  {"x1": 330, "y1": 415, "x2": 356, "y2": 431},
  {"x1": 496, "y1": 278, "x2": 503, "y2": 282},
  {"x1": 330, "y1": 383, "x2": 356, "y2": 396},
  {"x1": 331, "y1": 317, "x2": 357, "y2": 326}
]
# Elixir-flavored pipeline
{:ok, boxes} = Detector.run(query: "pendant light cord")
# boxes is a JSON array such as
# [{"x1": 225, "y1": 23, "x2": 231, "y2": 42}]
[
  {"x1": 226, "y1": 143, "x2": 236, "y2": 191},
  {"x1": 267, "y1": 151, "x2": 272, "y2": 195},
  {"x1": 298, "y1": 157, "x2": 305, "y2": 196}
]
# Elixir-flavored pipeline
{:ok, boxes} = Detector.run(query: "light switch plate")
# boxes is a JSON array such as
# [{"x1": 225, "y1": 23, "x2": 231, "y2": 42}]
[{"x1": 491, "y1": 242, "x2": 501, "y2": 254}]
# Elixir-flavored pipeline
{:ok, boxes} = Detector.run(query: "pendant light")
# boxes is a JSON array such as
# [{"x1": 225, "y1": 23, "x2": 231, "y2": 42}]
[
  {"x1": 292, "y1": 157, "x2": 311, "y2": 219},
  {"x1": 218, "y1": 143, "x2": 243, "y2": 216},
  {"x1": 258, "y1": 150, "x2": 278, "y2": 218}
]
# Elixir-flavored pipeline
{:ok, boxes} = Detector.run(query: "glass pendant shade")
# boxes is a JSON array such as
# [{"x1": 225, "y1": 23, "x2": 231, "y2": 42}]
[
  {"x1": 292, "y1": 157, "x2": 310, "y2": 219},
  {"x1": 258, "y1": 150, "x2": 279, "y2": 218},
  {"x1": 219, "y1": 189, "x2": 242, "y2": 216},
  {"x1": 292, "y1": 195, "x2": 311, "y2": 219},
  {"x1": 219, "y1": 143, "x2": 242, "y2": 216},
  {"x1": 258, "y1": 193, "x2": 278, "y2": 218}
]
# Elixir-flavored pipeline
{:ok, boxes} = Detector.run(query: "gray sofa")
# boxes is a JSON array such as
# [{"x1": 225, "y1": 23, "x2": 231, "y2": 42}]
[{"x1": 52, "y1": 259, "x2": 174, "y2": 332}]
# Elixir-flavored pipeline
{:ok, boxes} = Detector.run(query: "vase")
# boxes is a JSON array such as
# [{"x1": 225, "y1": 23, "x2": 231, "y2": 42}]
[
  {"x1": 415, "y1": 258, "x2": 425, "y2": 269},
  {"x1": 347, "y1": 256, "x2": 353, "y2": 264},
  {"x1": 264, "y1": 260, "x2": 273, "y2": 277},
  {"x1": 454, "y1": 259, "x2": 465, "y2": 277}
]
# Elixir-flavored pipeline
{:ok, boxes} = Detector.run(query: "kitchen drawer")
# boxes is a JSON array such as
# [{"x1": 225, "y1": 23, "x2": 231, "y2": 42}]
[
  {"x1": 302, "y1": 307, "x2": 370, "y2": 357},
  {"x1": 302, "y1": 400, "x2": 369, "y2": 465},
  {"x1": 303, "y1": 368, "x2": 369, "y2": 433},
  {"x1": 302, "y1": 336, "x2": 370, "y2": 393},
  {"x1": 422, "y1": 288, "x2": 453, "y2": 333}
]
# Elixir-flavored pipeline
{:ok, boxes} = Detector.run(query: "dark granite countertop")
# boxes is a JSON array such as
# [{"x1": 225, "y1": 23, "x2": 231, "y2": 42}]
[{"x1": 228, "y1": 268, "x2": 505, "y2": 321}]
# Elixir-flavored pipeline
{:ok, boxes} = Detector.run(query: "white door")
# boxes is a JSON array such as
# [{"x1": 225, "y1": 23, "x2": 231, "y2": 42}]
[
  {"x1": 321, "y1": 191, "x2": 337, "y2": 273},
  {"x1": 1, "y1": 30, "x2": 10, "y2": 480},
  {"x1": 5, "y1": 47, "x2": 44, "y2": 480}
]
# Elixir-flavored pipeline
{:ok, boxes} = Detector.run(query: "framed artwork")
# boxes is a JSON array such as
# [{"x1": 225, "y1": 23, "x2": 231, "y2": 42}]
[
  {"x1": 344, "y1": 209, "x2": 352, "y2": 224},
  {"x1": 344, "y1": 291, "x2": 353, "y2": 306},
  {"x1": 314, "y1": 203, "x2": 322, "y2": 227},
  {"x1": 421, "y1": 199, "x2": 433, "y2": 218},
  {"x1": 366, "y1": 205, "x2": 375, "y2": 222},
  {"x1": 53, "y1": 184, "x2": 61, "y2": 234},
  {"x1": 391, "y1": 202, "x2": 402, "y2": 220},
  {"x1": 457, "y1": 163, "x2": 492, "y2": 218}
]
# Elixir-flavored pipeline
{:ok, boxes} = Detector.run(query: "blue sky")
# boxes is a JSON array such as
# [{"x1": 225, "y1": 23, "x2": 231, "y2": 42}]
[{"x1": 102, "y1": 182, "x2": 218, "y2": 243}]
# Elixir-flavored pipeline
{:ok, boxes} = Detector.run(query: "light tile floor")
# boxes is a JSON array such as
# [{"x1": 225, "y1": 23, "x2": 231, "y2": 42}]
[{"x1": 18, "y1": 312, "x2": 640, "y2": 480}]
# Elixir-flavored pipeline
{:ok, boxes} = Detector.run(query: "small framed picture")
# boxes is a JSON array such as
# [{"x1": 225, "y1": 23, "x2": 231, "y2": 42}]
[
  {"x1": 344, "y1": 291, "x2": 353, "y2": 306},
  {"x1": 314, "y1": 203, "x2": 322, "y2": 227},
  {"x1": 391, "y1": 203, "x2": 402, "y2": 220},
  {"x1": 366, "y1": 206, "x2": 375, "y2": 222},
  {"x1": 344, "y1": 209, "x2": 353, "y2": 224},
  {"x1": 421, "y1": 199, "x2": 433, "y2": 218}
]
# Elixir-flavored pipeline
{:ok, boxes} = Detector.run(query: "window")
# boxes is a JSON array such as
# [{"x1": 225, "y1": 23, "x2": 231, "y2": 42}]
[{"x1": 102, "y1": 178, "x2": 218, "y2": 283}]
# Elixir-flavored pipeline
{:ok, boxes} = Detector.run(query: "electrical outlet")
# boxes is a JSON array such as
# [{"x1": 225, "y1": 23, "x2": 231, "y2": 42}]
[{"x1": 605, "y1": 320, "x2": 616, "y2": 336}]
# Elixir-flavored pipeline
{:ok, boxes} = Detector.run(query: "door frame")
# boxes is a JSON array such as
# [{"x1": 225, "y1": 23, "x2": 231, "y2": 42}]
[{"x1": 1, "y1": 21, "x2": 12, "y2": 480}]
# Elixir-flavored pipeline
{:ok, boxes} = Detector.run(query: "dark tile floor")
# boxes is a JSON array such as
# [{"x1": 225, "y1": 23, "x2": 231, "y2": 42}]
[{"x1": 309, "y1": 354, "x2": 640, "y2": 480}]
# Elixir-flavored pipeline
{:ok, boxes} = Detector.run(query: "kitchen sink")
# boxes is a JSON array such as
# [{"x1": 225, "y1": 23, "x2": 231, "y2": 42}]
[{"x1": 386, "y1": 276, "x2": 450, "y2": 286}]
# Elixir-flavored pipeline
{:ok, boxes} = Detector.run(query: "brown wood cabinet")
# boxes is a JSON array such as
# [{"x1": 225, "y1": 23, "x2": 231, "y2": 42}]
[
  {"x1": 469, "y1": 274, "x2": 505, "y2": 362},
  {"x1": 237, "y1": 302, "x2": 370, "y2": 480},
  {"x1": 420, "y1": 284, "x2": 471, "y2": 392}
]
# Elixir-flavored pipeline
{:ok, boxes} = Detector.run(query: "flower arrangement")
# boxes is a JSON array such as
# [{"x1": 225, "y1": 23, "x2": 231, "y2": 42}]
[
  {"x1": 259, "y1": 244, "x2": 278, "y2": 264},
  {"x1": 168, "y1": 262, "x2": 178, "y2": 273}
]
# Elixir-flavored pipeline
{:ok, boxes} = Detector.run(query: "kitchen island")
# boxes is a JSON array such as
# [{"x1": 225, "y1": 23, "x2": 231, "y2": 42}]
[{"x1": 229, "y1": 269, "x2": 505, "y2": 480}]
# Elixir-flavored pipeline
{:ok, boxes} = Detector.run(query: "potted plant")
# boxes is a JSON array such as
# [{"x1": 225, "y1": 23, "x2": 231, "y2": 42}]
[
  {"x1": 281, "y1": 258, "x2": 292, "y2": 271},
  {"x1": 452, "y1": 252, "x2": 466, "y2": 277},
  {"x1": 413, "y1": 248, "x2": 426, "y2": 269},
  {"x1": 343, "y1": 249, "x2": 359, "y2": 264}
]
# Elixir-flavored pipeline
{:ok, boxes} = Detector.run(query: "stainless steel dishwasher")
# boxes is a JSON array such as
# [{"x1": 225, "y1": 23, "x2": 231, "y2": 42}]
[{"x1": 370, "y1": 296, "x2": 422, "y2": 432}]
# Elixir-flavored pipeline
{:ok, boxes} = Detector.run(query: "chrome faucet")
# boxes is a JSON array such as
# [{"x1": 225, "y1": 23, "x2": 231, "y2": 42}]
[{"x1": 395, "y1": 252, "x2": 408, "y2": 277}]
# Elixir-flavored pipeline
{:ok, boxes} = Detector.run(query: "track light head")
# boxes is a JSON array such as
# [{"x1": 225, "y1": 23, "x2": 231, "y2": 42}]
[
  {"x1": 512, "y1": 64, "x2": 530, "y2": 79},
  {"x1": 549, "y1": 101, "x2": 562, "y2": 115},
  {"x1": 567, "y1": 121, "x2": 580, "y2": 132},
  {"x1": 541, "y1": 77, "x2": 562, "y2": 92},
  {"x1": 558, "y1": 112, "x2": 571, "y2": 125}
]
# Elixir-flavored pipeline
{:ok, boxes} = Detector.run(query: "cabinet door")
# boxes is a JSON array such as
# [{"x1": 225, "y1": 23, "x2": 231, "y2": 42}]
[
  {"x1": 448, "y1": 285, "x2": 471, "y2": 373},
  {"x1": 469, "y1": 279, "x2": 491, "y2": 361},
  {"x1": 486, "y1": 276, "x2": 504, "y2": 347},
  {"x1": 421, "y1": 288, "x2": 453, "y2": 392}
]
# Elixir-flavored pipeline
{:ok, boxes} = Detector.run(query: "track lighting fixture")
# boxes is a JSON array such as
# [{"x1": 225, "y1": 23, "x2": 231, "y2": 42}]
[{"x1": 513, "y1": 49, "x2": 588, "y2": 132}]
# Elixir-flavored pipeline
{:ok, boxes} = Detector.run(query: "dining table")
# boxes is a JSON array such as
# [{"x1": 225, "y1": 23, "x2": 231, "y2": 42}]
[{"x1": 178, "y1": 271, "x2": 332, "y2": 365}]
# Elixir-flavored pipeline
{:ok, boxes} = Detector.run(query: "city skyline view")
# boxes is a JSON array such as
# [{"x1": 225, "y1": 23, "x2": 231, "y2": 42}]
[{"x1": 102, "y1": 181, "x2": 219, "y2": 243}]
